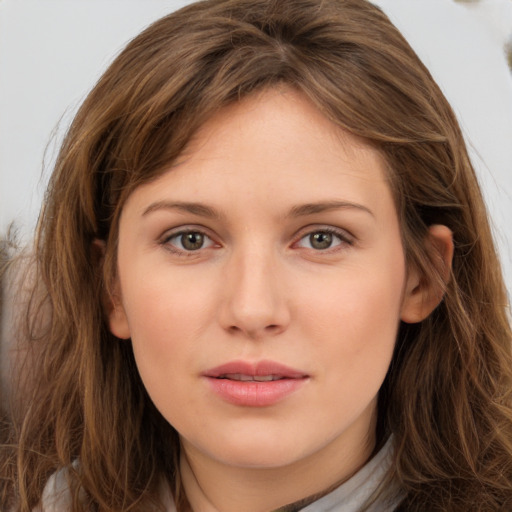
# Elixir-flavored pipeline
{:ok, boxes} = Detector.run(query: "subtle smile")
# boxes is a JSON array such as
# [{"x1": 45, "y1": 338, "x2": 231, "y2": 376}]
[{"x1": 203, "y1": 360, "x2": 310, "y2": 407}]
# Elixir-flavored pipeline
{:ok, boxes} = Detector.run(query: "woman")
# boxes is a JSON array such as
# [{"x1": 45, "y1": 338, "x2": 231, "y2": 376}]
[{"x1": 3, "y1": 0, "x2": 512, "y2": 510}]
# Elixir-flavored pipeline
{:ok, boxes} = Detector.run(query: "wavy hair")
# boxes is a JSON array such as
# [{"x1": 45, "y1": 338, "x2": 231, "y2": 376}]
[{"x1": 3, "y1": 0, "x2": 512, "y2": 510}]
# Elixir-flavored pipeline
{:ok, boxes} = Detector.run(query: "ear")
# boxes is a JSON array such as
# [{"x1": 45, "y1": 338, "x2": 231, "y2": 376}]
[
  {"x1": 400, "y1": 224, "x2": 454, "y2": 324},
  {"x1": 92, "y1": 239, "x2": 131, "y2": 339},
  {"x1": 107, "y1": 288, "x2": 131, "y2": 340}
]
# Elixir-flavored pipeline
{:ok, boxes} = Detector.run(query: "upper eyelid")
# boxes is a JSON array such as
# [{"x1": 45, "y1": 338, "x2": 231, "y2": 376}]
[
  {"x1": 293, "y1": 224, "x2": 354, "y2": 242},
  {"x1": 160, "y1": 225, "x2": 216, "y2": 241}
]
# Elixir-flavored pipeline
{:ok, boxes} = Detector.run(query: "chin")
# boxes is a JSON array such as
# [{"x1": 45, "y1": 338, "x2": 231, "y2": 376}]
[
  {"x1": 197, "y1": 428, "x2": 326, "y2": 469},
  {"x1": 216, "y1": 447, "x2": 304, "y2": 469}
]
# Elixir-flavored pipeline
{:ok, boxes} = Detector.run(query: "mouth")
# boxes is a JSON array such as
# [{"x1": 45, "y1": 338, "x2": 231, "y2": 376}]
[
  {"x1": 203, "y1": 361, "x2": 308, "y2": 381},
  {"x1": 217, "y1": 374, "x2": 287, "y2": 382},
  {"x1": 204, "y1": 360, "x2": 308, "y2": 380},
  {"x1": 203, "y1": 360, "x2": 309, "y2": 407}
]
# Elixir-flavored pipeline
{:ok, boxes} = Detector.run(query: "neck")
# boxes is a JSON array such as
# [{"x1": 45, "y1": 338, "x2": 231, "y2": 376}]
[{"x1": 179, "y1": 418, "x2": 376, "y2": 512}]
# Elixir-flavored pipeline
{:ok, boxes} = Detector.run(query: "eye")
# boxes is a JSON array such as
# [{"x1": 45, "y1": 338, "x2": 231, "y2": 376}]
[
  {"x1": 295, "y1": 228, "x2": 351, "y2": 251},
  {"x1": 163, "y1": 230, "x2": 216, "y2": 252}
]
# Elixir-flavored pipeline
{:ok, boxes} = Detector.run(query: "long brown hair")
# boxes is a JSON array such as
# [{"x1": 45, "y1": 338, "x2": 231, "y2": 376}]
[{"x1": 3, "y1": 0, "x2": 512, "y2": 510}]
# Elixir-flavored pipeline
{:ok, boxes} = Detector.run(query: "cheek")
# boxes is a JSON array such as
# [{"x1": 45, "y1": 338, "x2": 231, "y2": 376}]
[
  {"x1": 121, "y1": 269, "x2": 215, "y2": 379},
  {"x1": 122, "y1": 278, "x2": 208, "y2": 427},
  {"x1": 302, "y1": 253, "x2": 406, "y2": 377},
  {"x1": 124, "y1": 260, "x2": 214, "y2": 331}
]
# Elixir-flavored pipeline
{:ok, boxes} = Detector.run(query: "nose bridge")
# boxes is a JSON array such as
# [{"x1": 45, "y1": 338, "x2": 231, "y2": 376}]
[{"x1": 220, "y1": 238, "x2": 289, "y2": 337}]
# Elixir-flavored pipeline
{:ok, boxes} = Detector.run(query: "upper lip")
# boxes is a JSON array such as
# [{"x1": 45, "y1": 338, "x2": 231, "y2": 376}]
[{"x1": 203, "y1": 360, "x2": 308, "y2": 379}]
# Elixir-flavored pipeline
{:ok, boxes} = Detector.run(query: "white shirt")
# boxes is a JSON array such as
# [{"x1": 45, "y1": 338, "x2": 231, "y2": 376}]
[
  {"x1": 300, "y1": 436, "x2": 398, "y2": 511},
  {"x1": 39, "y1": 437, "x2": 398, "y2": 512}
]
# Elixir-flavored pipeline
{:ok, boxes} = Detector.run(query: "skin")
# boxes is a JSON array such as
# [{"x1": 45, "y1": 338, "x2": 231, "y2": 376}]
[{"x1": 109, "y1": 87, "x2": 452, "y2": 512}]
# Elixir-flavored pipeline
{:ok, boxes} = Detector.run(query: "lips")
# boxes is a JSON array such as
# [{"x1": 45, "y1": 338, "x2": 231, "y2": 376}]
[
  {"x1": 203, "y1": 360, "x2": 309, "y2": 407},
  {"x1": 204, "y1": 360, "x2": 307, "y2": 379},
  {"x1": 220, "y1": 374, "x2": 283, "y2": 382}
]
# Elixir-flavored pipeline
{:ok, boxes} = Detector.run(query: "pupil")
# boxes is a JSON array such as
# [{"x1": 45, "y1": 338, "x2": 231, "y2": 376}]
[
  {"x1": 182, "y1": 232, "x2": 203, "y2": 250},
  {"x1": 310, "y1": 232, "x2": 332, "y2": 250}
]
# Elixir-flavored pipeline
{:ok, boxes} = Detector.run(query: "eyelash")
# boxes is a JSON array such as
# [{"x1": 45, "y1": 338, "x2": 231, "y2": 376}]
[
  {"x1": 293, "y1": 227, "x2": 354, "y2": 252},
  {"x1": 160, "y1": 228, "x2": 218, "y2": 256},
  {"x1": 160, "y1": 226, "x2": 353, "y2": 256}
]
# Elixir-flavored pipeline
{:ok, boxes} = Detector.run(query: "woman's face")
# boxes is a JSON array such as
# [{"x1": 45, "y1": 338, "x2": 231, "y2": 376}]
[{"x1": 110, "y1": 88, "x2": 418, "y2": 478}]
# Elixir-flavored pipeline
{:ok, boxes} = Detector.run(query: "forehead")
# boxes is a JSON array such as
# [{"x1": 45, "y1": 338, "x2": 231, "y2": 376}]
[
  {"x1": 180, "y1": 87, "x2": 382, "y2": 168},
  {"x1": 122, "y1": 87, "x2": 394, "y2": 221}
]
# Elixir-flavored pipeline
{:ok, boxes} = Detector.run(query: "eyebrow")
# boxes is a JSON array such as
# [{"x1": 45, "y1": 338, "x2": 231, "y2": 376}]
[
  {"x1": 287, "y1": 201, "x2": 374, "y2": 218},
  {"x1": 142, "y1": 199, "x2": 374, "y2": 219},
  {"x1": 142, "y1": 201, "x2": 223, "y2": 219}
]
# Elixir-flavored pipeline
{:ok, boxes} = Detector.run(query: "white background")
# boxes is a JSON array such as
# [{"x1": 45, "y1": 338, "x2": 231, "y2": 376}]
[{"x1": 0, "y1": 0, "x2": 511, "y2": 296}]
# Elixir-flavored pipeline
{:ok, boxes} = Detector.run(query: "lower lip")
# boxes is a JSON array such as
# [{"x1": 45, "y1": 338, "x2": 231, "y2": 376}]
[{"x1": 205, "y1": 377, "x2": 308, "y2": 407}]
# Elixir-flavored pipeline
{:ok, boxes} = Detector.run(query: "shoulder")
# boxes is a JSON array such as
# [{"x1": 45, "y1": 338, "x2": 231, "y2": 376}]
[{"x1": 35, "y1": 469, "x2": 178, "y2": 512}]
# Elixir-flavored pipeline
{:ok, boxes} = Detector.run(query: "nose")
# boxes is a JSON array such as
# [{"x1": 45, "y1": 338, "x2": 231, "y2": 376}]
[{"x1": 218, "y1": 244, "x2": 291, "y2": 339}]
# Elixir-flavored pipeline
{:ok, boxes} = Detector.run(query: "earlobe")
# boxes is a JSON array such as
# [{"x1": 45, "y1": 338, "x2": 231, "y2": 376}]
[
  {"x1": 92, "y1": 238, "x2": 131, "y2": 339},
  {"x1": 107, "y1": 278, "x2": 131, "y2": 339},
  {"x1": 108, "y1": 296, "x2": 131, "y2": 340},
  {"x1": 400, "y1": 224, "x2": 454, "y2": 324}
]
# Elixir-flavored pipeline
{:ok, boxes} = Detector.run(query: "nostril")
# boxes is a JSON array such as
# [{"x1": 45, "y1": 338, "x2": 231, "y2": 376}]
[
  {"x1": 264, "y1": 324, "x2": 282, "y2": 333},
  {"x1": 226, "y1": 323, "x2": 283, "y2": 337}
]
